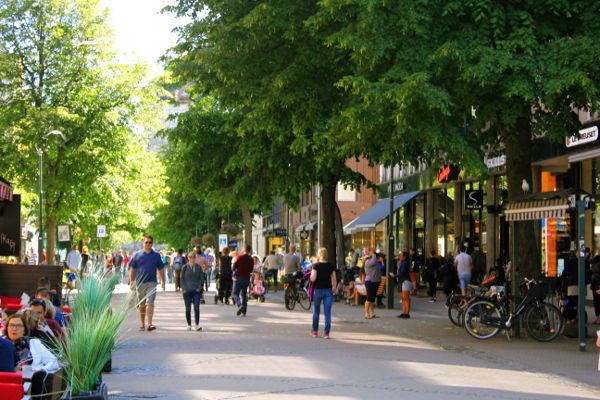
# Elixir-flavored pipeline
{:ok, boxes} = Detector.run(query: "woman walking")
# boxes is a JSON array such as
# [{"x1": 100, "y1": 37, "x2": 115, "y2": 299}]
[
  {"x1": 396, "y1": 251, "x2": 412, "y2": 318},
  {"x1": 181, "y1": 252, "x2": 205, "y2": 331},
  {"x1": 218, "y1": 247, "x2": 233, "y2": 304},
  {"x1": 310, "y1": 248, "x2": 337, "y2": 339}
]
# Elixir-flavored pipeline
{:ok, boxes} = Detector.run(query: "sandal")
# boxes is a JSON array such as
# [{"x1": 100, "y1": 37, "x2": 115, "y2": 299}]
[
  {"x1": 139, "y1": 326, "x2": 145, "y2": 331},
  {"x1": 147, "y1": 325, "x2": 156, "y2": 331}
]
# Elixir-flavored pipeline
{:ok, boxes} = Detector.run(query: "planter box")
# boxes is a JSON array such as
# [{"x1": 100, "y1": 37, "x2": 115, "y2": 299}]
[{"x1": 61, "y1": 383, "x2": 108, "y2": 400}]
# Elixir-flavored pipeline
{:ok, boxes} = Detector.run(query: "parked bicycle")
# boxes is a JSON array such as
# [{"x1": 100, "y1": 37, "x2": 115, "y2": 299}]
[
  {"x1": 446, "y1": 285, "x2": 488, "y2": 327},
  {"x1": 464, "y1": 278, "x2": 563, "y2": 342},
  {"x1": 284, "y1": 271, "x2": 312, "y2": 311}
]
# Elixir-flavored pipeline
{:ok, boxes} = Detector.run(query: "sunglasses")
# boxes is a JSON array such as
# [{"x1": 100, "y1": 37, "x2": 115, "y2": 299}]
[{"x1": 144, "y1": 241, "x2": 153, "y2": 244}]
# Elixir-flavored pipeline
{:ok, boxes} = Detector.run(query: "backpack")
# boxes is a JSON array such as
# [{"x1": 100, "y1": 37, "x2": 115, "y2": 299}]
[{"x1": 173, "y1": 256, "x2": 184, "y2": 271}]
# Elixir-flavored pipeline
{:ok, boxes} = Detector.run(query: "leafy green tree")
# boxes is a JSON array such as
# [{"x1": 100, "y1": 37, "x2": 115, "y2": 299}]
[
  {"x1": 164, "y1": 0, "x2": 368, "y2": 262},
  {"x1": 313, "y1": 0, "x2": 600, "y2": 277},
  {"x1": 0, "y1": 0, "x2": 165, "y2": 259}
]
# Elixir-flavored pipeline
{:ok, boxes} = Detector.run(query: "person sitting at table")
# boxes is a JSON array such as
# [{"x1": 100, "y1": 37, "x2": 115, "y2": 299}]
[
  {"x1": 37, "y1": 276, "x2": 61, "y2": 308},
  {"x1": 35, "y1": 288, "x2": 67, "y2": 327},
  {"x1": 29, "y1": 299, "x2": 64, "y2": 342},
  {"x1": 2, "y1": 314, "x2": 60, "y2": 373},
  {"x1": 19, "y1": 308, "x2": 60, "y2": 352}
]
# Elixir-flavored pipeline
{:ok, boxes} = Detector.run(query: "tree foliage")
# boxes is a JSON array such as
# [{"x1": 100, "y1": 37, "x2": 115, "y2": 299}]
[{"x1": 0, "y1": 0, "x2": 167, "y2": 257}]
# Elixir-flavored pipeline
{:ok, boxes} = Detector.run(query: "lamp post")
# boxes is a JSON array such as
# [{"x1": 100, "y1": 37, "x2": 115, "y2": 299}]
[
  {"x1": 387, "y1": 163, "x2": 395, "y2": 309},
  {"x1": 37, "y1": 130, "x2": 66, "y2": 264}
]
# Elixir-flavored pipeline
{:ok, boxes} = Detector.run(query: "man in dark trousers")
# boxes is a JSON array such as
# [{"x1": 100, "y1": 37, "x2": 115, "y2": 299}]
[{"x1": 233, "y1": 244, "x2": 254, "y2": 316}]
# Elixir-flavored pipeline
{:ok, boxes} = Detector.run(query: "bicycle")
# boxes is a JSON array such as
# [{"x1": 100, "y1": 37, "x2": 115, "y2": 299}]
[
  {"x1": 446, "y1": 285, "x2": 488, "y2": 327},
  {"x1": 283, "y1": 271, "x2": 312, "y2": 311},
  {"x1": 464, "y1": 278, "x2": 563, "y2": 342}
]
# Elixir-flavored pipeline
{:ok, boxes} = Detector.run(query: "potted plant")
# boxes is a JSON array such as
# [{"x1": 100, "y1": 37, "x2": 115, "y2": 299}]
[{"x1": 56, "y1": 267, "x2": 137, "y2": 399}]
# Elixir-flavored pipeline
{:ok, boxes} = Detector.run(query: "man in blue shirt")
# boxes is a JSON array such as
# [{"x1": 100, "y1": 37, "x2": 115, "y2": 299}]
[
  {"x1": 129, "y1": 235, "x2": 165, "y2": 331},
  {"x1": 0, "y1": 337, "x2": 17, "y2": 372}
]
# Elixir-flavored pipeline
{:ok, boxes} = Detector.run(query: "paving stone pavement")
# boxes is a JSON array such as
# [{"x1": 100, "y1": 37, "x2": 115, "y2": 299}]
[{"x1": 104, "y1": 284, "x2": 600, "y2": 399}]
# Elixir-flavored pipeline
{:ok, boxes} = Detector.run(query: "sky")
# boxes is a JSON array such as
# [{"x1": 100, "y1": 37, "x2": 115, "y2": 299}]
[{"x1": 102, "y1": 0, "x2": 185, "y2": 75}]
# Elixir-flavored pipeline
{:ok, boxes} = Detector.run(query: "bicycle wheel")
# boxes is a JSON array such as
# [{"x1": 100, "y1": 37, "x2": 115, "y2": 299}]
[
  {"x1": 298, "y1": 290, "x2": 311, "y2": 310},
  {"x1": 524, "y1": 302, "x2": 563, "y2": 342},
  {"x1": 447, "y1": 296, "x2": 463, "y2": 326},
  {"x1": 284, "y1": 287, "x2": 296, "y2": 310},
  {"x1": 464, "y1": 300, "x2": 501, "y2": 340}
]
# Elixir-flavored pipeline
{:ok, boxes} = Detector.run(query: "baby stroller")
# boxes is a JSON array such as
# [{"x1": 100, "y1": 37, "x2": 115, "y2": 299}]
[{"x1": 249, "y1": 270, "x2": 266, "y2": 302}]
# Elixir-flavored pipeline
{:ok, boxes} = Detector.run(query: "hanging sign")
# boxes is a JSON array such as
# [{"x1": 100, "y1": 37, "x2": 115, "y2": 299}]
[
  {"x1": 465, "y1": 190, "x2": 483, "y2": 210},
  {"x1": 437, "y1": 164, "x2": 461, "y2": 183},
  {"x1": 566, "y1": 125, "x2": 599, "y2": 148}
]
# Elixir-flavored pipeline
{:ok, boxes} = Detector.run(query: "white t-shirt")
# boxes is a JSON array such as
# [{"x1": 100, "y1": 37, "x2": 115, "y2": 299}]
[{"x1": 455, "y1": 252, "x2": 473, "y2": 275}]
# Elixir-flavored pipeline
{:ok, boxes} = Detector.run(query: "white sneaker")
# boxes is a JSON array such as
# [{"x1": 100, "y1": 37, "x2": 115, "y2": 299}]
[
  {"x1": 186, "y1": 325, "x2": 191, "y2": 331},
  {"x1": 195, "y1": 325, "x2": 202, "y2": 331}
]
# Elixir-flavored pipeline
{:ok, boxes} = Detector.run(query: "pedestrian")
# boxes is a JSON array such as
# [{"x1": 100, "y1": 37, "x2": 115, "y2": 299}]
[
  {"x1": 394, "y1": 251, "x2": 412, "y2": 318},
  {"x1": 263, "y1": 250, "x2": 280, "y2": 292},
  {"x1": 362, "y1": 248, "x2": 380, "y2": 319},
  {"x1": 424, "y1": 250, "x2": 440, "y2": 302},
  {"x1": 65, "y1": 245, "x2": 81, "y2": 275},
  {"x1": 205, "y1": 248, "x2": 215, "y2": 291},
  {"x1": 409, "y1": 248, "x2": 422, "y2": 296},
  {"x1": 113, "y1": 250, "x2": 124, "y2": 282},
  {"x1": 129, "y1": 235, "x2": 166, "y2": 331},
  {"x1": 218, "y1": 247, "x2": 233, "y2": 304},
  {"x1": 232, "y1": 244, "x2": 254, "y2": 316},
  {"x1": 181, "y1": 251, "x2": 204, "y2": 331},
  {"x1": 454, "y1": 244, "x2": 473, "y2": 298},
  {"x1": 375, "y1": 253, "x2": 386, "y2": 307},
  {"x1": 172, "y1": 249, "x2": 185, "y2": 292},
  {"x1": 28, "y1": 248, "x2": 38, "y2": 265},
  {"x1": 80, "y1": 246, "x2": 90, "y2": 278},
  {"x1": 310, "y1": 247, "x2": 337, "y2": 339}
]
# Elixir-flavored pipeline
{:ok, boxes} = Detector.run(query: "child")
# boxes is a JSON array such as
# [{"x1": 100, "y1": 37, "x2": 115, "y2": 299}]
[{"x1": 251, "y1": 272, "x2": 265, "y2": 298}]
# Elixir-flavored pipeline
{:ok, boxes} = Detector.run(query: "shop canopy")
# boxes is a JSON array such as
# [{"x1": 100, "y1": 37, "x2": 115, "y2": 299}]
[
  {"x1": 0, "y1": 178, "x2": 13, "y2": 202},
  {"x1": 295, "y1": 221, "x2": 317, "y2": 233},
  {"x1": 343, "y1": 191, "x2": 421, "y2": 234},
  {"x1": 504, "y1": 189, "x2": 581, "y2": 221}
]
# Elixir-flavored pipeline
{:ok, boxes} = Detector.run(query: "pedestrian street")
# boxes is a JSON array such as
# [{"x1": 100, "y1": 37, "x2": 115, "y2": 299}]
[{"x1": 104, "y1": 285, "x2": 600, "y2": 400}]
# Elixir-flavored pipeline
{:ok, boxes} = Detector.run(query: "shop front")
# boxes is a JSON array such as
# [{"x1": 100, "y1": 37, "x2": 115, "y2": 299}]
[
  {"x1": 295, "y1": 222, "x2": 316, "y2": 259},
  {"x1": 264, "y1": 227, "x2": 287, "y2": 254}
]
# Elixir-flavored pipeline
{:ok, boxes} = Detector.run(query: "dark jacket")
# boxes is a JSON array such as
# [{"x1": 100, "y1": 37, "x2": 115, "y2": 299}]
[
  {"x1": 423, "y1": 256, "x2": 440, "y2": 281},
  {"x1": 591, "y1": 255, "x2": 600, "y2": 291},
  {"x1": 180, "y1": 263, "x2": 205, "y2": 293},
  {"x1": 397, "y1": 260, "x2": 410, "y2": 282}
]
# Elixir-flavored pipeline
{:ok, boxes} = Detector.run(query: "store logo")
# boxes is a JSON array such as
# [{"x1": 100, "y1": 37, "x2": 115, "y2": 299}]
[
  {"x1": 437, "y1": 164, "x2": 460, "y2": 183},
  {"x1": 465, "y1": 190, "x2": 483, "y2": 210},
  {"x1": 566, "y1": 126, "x2": 598, "y2": 148}
]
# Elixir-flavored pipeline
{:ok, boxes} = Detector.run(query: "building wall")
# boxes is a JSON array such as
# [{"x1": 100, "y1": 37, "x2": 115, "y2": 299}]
[{"x1": 337, "y1": 158, "x2": 380, "y2": 226}]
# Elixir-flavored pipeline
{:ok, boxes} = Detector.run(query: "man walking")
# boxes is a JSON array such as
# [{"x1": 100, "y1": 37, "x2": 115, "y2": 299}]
[
  {"x1": 264, "y1": 250, "x2": 281, "y2": 291},
  {"x1": 129, "y1": 235, "x2": 166, "y2": 331},
  {"x1": 66, "y1": 245, "x2": 81, "y2": 274},
  {"x1": 232, "y1": 244, "x2": 254, "y2": 316}
]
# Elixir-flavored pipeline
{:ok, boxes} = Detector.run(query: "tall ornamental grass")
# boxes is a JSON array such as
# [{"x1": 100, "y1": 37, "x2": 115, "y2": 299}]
[{"x1": 55, "y1": 266, "x2": 139, "y2": 395}]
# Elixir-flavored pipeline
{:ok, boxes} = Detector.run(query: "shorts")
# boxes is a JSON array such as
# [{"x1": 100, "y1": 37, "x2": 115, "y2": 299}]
[
  {"x1": 365, "y1": 281, "x2": 380, "y2": 302},
  {"x1": 137, "y1": 282, "x2": 157, "y2": 308},
  {"x1": 401, "y1": 280, "x2": 413, "y2": 292},
  {"x1": 458, "y1": 272, "x2": 471, "y2": 289}
]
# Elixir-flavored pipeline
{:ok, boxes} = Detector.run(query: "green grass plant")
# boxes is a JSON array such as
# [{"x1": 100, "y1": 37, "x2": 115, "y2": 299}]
[{"x1": 55, "y1": 266, "x2": 139, "y2": 395}]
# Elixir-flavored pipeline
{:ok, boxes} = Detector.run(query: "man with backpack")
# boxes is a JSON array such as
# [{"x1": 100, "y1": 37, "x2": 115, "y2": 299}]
[{"x1": 173, "y1": 249, "x2": 186, "y2": 292}]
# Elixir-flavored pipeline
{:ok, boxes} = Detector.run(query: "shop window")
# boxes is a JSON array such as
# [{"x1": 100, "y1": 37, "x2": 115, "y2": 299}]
[{"x1": 337, "y1": 182, "x2": 356, "y2": 202}]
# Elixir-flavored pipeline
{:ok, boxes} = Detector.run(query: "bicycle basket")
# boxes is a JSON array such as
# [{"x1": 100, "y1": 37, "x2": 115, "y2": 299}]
[{"x1": 531, "y1": 280, "x2": 548, "y2": 300}]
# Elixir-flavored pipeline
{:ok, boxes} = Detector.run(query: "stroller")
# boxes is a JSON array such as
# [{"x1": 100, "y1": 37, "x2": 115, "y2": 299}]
[{"x1": 249, "y1": 270, "x2": 266, "y2": 302}]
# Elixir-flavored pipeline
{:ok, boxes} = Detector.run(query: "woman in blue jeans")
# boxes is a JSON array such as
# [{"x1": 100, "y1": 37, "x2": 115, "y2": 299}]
[
  {"x1": 310, "y1": 248, "x2": 338, "y2": 339},
  {"x1": 180, "y1": 252, "x2": 205, "y2": 331}
]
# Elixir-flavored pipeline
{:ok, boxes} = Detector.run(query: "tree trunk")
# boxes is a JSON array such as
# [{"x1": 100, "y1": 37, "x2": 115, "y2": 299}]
[
  {"x1": 46, "y1": 214, "x2": 57, "y2": 265},
  {"x1": 241, "y1": 201, "x2": 253, "y2": 251},
  {"x1": 335, "y1": 201, "x2": 344, "y2": 268},
  {"x1": 505, "y1": 117, "x2": 540, "y2": 279},
  {"x1": 321, "y1": 181, "x2": 337, "y2": 266}
]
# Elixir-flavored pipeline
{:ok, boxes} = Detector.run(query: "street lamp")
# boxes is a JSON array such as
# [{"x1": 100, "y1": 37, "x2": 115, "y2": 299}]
[{"x1": 37, "y1": 130, "x2": 66, "y2": 263}]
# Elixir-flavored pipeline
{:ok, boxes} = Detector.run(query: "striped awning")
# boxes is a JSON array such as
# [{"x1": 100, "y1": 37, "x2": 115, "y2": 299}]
[
  {"x1": 505, "y1": 197, "x2": 570, "y2": 221},
  {"x1": 0, "y1": 179, "x2": 13, "y2": 201}
]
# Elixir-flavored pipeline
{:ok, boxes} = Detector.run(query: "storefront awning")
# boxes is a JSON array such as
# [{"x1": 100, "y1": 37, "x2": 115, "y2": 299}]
[
  {"x1": 504, "y1": 190, "x2": 579, "y2": 221},
  {"x1": 0, "y1": 179, "x2": 13, "y2": 202},
  {"x1": 343, "y1": 191, "x2": 421, "y2": 235},
  {"x1": 295, "y1": 223, "x2": 306, "y2": 233}
]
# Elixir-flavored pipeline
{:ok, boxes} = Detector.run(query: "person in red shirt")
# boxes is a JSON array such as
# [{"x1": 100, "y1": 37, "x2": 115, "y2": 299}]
[{"x1": 232, "y1": 244, "x2": 254, "y2": 316}]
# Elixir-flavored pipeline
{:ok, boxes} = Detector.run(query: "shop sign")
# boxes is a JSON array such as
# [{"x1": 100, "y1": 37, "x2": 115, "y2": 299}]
[
  {"x1": 484, "y1": 154, "x2": 506, "y2": 169},
  {"x1": 57, "y1": 225, "x2": 70, "y2": 242},
  {"x1": 566, "y1": 125, "x2": 598, "y2": 148},
  {"x1": 0, "y1": 194, "x2": 21, "y2": 256},
  {"x1": 387, "y1": 182, "x2": 405, "y2": 193},
  {"x1": 437, "y1": 164, "x2": 461, "y2": 183},
  {"x1": 274, "y1": 228, "x2": 287, "y2": 237},
  {"x1": 465, "y1": 190, "x2": 483, "y2": 210}
]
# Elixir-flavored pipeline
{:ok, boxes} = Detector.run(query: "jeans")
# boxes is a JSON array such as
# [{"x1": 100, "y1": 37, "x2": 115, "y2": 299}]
[
  {"x1": 233, "y1": 276, "x2": 250, "y2": 310},
  {"x1": 312, "y1": 288, "x2": 334, "y2": 334},
  {"x1": 183, "y1": 290, "x2": 201, "y2": 326},
  {"x1": 205, "y1": 268, "x2": 212, "y2": 291}
]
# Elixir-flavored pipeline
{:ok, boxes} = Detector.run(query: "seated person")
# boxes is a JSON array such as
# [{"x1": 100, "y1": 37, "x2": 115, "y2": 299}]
[
  {"x1": 35, "y1": 288, "x2": 67, "y2": 327},
  {"x1": 346, "y1": 272, "x2": 367, "y2": 306},
  {"x1": 2, "y1": 314, "x2": 60, "y2": 373},
  {"x1": 0, "y1": 336, "x2": 18, "y2": 372},
  {"x1": 37, "y1": 276, "x2": 61, "y2": 308},
  {"x1": 250, "y1": 272, "x2": 265, "y2": 297},
  {"x1": 20, "y1": 308, "x2": 59, "y2": 352},
  {"x1": 29, "y1": 299, "x2": 64, "y2": 342}
]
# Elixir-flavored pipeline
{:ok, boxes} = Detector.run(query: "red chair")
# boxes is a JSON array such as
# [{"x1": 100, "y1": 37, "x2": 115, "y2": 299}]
[
  {"x1": 0, "y1": 296, "x2": 23, "y2": 313},
  {"x1": 0, "y1": 372, "x2": 24, "y2": 400}
]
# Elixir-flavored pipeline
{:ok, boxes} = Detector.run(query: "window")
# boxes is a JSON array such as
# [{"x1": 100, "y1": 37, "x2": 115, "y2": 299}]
[{"x1": 337, "y1": 182, "x2": 356, "y2": 202}]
